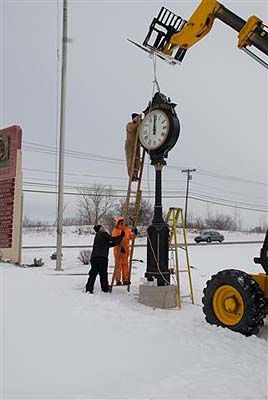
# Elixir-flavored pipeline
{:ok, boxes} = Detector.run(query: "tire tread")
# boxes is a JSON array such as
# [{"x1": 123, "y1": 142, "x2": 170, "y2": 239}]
[{"x1": 202, "y1": 269, "x2": 265, "y2": 336}]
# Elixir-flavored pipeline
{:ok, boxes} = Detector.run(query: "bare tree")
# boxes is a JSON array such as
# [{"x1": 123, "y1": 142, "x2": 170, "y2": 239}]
[
  {"x1": 23, "y1": 215, "x2": 35, "y2": 227},
  {"x1": 77, "y1": 190, "x2": 92, "y2": 225},
  {"x1": 205, "y1": 213, "x2": 238, "y2": 231},
  {"x1": 77, "y1": 184, "x2": 115, "y2": 226},
  {"x1": 250, "y1": 216, "x2": 268, "y2": 233},
  {"x1": 186, "y1": 212, "x2": 241, "y2": 231},
  {"x1": 115, "y1": 198, "x2": 154, "y2": 227},
  {"x1": 102, "y1": 211, "x2": 116, "y2": 233},
  {"x1": 250, "y1": 225, "x2": 268, "y2": 233},
  {"x1": 184, "y1": 211, "x2": 194, "y2": 228},
  {"x1": 193, "y1": 216, "x2": 206, "y2": 230},
  {"x1": 206, "y1": 204, "x2": 212, "y2": 222},
  {"x1": 234, "y1": 207, "x2": 243, "y2": 231},
  {"x1": 63, "y1": 216, "x2": 77, "y2": 226},
  {"x1": 140, "y1": 199, "x2": 154, "y2": 226},
  {"x1": 23, "y1": 215, "x2": 51, "y2": 228}
]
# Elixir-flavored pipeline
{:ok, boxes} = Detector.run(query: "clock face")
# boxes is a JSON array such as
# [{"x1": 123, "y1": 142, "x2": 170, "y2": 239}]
[{"x1": 139, "y1": 110, "x2": 170, "y2": 151}]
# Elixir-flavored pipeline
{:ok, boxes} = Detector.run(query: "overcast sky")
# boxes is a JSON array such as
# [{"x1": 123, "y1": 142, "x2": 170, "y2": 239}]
[{"x1": 1, "y1": 0, "x2": 267, "y2": 229}]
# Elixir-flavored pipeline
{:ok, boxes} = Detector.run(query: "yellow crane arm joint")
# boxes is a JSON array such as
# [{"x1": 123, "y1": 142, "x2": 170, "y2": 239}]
[
  {"x1": 238, "y1": 16, "x2": 263, "y2": 48},
  {"x1": 167, "y1": 0, "x2": 221, "y2": 50}
]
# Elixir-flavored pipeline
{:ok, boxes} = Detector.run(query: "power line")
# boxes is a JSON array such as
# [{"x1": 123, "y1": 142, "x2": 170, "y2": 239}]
[
  {"x1": 191, "y1": 180, "x2": 267, "y2": 201},
  {"x1": 22, "y1": 188, "x2": 166, "y2": 199},
  {"x1": 22, "y1": 179, "x2": 267, "y2": 208},
  {"x1": 23, "y1": 167, "x2": 185, "y2": 184},
  {"x1": 23, "y1": 146, "x2": 125, "y2": 165},
  {"x1": 22, "y1": 188, "x2": 267, "y2": 212},
  {"x1": 23, "y1": 167, "x2": 267, "y2": 204},
  {"x1": 23, "y1": 177, "x2": 186, "y2": 193},
  {"x1": 196, "y1": 168, "x2": 268, "y2": 186},
  {"x1": 189, "y1": 195, "x2": 267, "y2": 213},
  {"x1": 23, "y1": 180, "x2": 185, "y2": 196},
  {"x1": 189, "y1": 189, "x2": 267, "y2": 208},
  {"x1": 23, "y1": 141, "x2": 267, "y2": 186},
  {"x1": 23, "y1": 142, "x2": 126, "y2": 164}
]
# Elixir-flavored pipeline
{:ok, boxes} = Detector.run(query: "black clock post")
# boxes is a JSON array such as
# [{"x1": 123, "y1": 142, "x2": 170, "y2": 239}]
[
  {"x1": 141, "y1": 92, "x2": 180, "y2": 286},
  {"x1": 146, "y1": 157, "x2": 170, "y2": 285}
]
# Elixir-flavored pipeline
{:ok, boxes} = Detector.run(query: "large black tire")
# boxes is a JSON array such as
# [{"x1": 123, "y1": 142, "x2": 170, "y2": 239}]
[{"x1": 202, "y1": 269, "x2": 265, "y2": 336}]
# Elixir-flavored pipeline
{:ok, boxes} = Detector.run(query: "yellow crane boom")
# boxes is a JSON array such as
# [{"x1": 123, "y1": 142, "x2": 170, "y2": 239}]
[{"x1": 140, "y1": 0, "x2": 268, "y2": 67}]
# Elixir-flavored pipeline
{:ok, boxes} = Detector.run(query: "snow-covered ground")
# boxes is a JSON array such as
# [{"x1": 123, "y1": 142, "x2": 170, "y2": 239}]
[
  {"x1": 1, "y1": 229, "x2": 268, "y2": 399},
  {"x1": 22, "y1": 226, "x2": 265, "y2": 247}
]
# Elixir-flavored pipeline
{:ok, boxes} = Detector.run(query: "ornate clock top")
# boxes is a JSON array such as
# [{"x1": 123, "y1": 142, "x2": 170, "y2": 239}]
[
  {"x1": 139, "y1": 92, "x2": 180, "y2": 164},
  {"x1": 143, "y1": 92, "x2": 178, "y2": 116}
]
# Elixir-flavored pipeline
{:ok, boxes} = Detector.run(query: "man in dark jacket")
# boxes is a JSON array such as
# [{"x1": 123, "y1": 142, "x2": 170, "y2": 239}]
[{"x1": 85, "y1": 224, "x2": 124, "y2": 293}]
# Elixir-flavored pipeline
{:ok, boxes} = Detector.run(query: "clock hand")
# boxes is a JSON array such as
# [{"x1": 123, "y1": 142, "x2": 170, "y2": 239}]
[{"x1": 153, "y1": 114, "x2": 156, "y2": 136}]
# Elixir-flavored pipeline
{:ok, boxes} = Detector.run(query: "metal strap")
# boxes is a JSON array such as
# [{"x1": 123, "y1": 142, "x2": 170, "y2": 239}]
[{"x1": 242, "y1": 47, "x2": 268, "y2": 69}]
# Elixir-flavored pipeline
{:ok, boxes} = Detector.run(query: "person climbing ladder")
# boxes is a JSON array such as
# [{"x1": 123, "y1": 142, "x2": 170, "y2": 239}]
[{"x1": 125, "y1": 113, "x2": 142, "y2": 181}]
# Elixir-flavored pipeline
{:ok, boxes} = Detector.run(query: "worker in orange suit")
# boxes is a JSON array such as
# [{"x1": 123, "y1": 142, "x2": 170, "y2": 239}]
[{"x1": 112, "y1": 216, "x2": 137, "y2": 285}]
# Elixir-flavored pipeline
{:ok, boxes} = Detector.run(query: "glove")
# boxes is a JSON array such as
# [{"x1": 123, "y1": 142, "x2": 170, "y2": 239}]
[
  {"x1": 132, "y1": 228, "x2": 138, "y2": 235},
  {"x1": 120, "y1": 230, "x2": 125, "y2": 238},
  {"x1": 120, "y1": 246, "x2": 126, "y2": 254}
]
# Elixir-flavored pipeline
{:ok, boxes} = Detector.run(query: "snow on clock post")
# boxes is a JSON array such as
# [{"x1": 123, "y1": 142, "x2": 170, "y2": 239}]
[{"x1": 0, "y1": 126, "x2": 23, "y2": 264}]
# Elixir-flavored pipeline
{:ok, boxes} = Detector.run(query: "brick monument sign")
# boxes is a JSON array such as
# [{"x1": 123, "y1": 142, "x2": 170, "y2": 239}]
[{"x1": 0, "y1": 126, "x2": 23, "y2": 264}]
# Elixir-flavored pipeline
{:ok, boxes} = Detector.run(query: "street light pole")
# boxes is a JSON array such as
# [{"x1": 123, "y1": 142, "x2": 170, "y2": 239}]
[
  {"x1": 56, "y1": 0, "x2": 68, "y2": 271},
  {"x1": 181, "y1": 169, "x2": 196, "y2": 229}
]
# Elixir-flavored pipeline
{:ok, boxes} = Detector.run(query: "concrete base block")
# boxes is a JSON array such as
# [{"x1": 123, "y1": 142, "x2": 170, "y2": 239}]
[{"x1": 139, "y1": 284, "x2": 177, "y2": 309}]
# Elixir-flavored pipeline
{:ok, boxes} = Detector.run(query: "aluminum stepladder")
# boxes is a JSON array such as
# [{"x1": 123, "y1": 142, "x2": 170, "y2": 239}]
[
  {"x1": 165, "y1": 207, "x2": 194, "y2": 308},
  {"x1": 110, "y1": 125, "x2": 146, "y2": 292}
]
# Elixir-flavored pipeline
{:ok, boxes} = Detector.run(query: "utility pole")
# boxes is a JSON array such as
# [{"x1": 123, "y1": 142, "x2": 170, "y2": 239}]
[
  {"x1": 56, "y1": 0, "x2": 68, "y2": 271},
  {"x1": 181, "y1": 169, "x2": 196, "y2": 229}
]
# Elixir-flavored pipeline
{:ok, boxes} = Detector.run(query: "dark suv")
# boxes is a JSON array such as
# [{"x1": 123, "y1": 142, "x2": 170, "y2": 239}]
[{"x1": 194, "y1": 230, "x2": 224, "y2": 244}]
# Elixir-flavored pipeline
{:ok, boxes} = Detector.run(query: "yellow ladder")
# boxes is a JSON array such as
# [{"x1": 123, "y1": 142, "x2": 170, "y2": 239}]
[
  {"x1": 165, "y1": 207, "x2": 194, "y2": 308},
  {"x1": 110, "y1": 126, "x2": 146, "y2": 292}
]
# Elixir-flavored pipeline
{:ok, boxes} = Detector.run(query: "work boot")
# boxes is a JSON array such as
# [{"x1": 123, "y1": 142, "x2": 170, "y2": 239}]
[
  {"x1": 123, "y1": 281, "x2": 131, "y2": 285},
  {"x1": 116, "y1": 281, "x2": 122, "y2": 286},
  {"x1": 85, "y1": 284, "x2": 93, "y2": 293}
]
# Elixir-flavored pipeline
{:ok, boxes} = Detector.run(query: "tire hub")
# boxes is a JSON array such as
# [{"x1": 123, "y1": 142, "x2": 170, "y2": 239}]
[
  {"x1": 224, "y1": 296, "x2": 239, "y2": 313},
  {"x1": 212, "y1": 285, "x2": 245, "y2": 326}
]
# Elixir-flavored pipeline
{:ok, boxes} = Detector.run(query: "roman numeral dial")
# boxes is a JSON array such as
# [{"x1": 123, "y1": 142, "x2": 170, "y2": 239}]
[{"x1": 139, "y1": 110, "x2": 170, "y2": 151}]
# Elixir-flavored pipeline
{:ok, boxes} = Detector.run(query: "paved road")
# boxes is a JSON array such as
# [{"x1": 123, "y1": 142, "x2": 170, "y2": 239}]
[{"x1": 22, "y1": 240, "x2": 263, "y2": 249}]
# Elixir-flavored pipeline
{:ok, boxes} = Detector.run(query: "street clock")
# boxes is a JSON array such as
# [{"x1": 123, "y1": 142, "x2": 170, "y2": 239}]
[
  {"x1": 139, "y1": 92, "x2": 180, "y2": 163},
  {"x1": 140, "y1": 92, "x2": 181, "y2": 286}
]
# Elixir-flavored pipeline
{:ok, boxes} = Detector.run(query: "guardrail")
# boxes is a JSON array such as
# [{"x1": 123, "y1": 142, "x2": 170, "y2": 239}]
[{"x1": 22, "y1": 240, "x2": 263, "y2": 250}]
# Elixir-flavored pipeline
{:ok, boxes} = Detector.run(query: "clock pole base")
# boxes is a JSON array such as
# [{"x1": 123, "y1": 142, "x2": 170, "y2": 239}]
[
  {"x1": 139, "y1": 284, "x2": 177, "y2": 309},
  {"x1": 145, "y1": 223, "x2": 170, "y2": 286}
]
